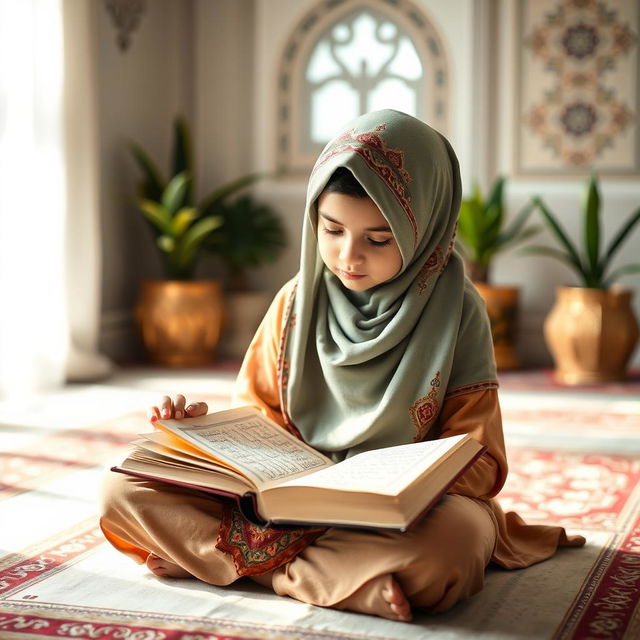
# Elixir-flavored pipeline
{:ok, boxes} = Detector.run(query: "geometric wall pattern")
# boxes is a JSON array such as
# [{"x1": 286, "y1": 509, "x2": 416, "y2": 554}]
[{"x1": 516, "y1": 0, "x2": 639, "y2": 175}]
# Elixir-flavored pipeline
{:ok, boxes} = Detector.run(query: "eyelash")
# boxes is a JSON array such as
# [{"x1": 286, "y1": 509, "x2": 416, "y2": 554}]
[{"x1": 322, "y1": 228, "x2": 391, "y2": 247}]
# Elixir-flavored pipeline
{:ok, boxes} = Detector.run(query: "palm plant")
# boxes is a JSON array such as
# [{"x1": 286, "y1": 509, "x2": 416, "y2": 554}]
[
  {"x1": 531, "y1": 175, "x2": 640, "y2": 288},
  {"x1": 204, "y1": 194, "x2": 287, "y2": 291},
  {"x1": 130, "y1": 117, "x2": 263, "y2": 280},
  {"x1": 457, "y1": 177, "x2": 539, "y2": 283}
]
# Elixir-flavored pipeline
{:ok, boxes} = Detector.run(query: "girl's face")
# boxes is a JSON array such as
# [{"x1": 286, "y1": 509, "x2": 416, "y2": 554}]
[{"x1": 317, "y1": 191, "x2": 402, "y2": 291}]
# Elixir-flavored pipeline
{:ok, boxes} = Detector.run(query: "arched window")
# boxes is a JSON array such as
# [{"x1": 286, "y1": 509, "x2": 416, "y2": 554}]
[{"x1": 277, "y1": 0, "x2": 449, "y2": 174}]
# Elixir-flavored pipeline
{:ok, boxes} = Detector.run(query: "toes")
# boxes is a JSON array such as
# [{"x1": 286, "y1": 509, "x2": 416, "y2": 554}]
[
  {"x1": 390, "y1": 601, "x2": 412, "y2": 622},
  {"x1": 145, "y1": 554, "x2": 165, "y2": 575},
  {"x1": 383, "y1": 578, "x2": 412, "y2": 622}
]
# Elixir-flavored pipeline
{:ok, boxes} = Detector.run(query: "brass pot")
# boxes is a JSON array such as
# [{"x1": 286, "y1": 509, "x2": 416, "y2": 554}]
[
  {"x1": 473, "y1": 283, "x2": 520, "y2": 371},
  {"x1": 136, "y1": 280, "x2": 224, "y2": 366},
  {"x1": 544, "y1": 286, "x2": 639, "y2": 384}
]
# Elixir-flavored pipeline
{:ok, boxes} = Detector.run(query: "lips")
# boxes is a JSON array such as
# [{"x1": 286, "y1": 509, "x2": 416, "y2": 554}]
[{"x1": 338, "y1": 269, "x2": 366, "y2": 280}]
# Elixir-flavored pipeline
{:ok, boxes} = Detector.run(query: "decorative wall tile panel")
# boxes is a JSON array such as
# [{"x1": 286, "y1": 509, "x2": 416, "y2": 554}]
[{"x1": 516, "y1": 0, "x2": 638, "y2": 175}]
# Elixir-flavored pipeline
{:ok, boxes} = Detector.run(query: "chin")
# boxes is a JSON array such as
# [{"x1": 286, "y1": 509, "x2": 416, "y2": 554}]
[{"x1": 338, "y1": 277, "x2": 373, "y2": 291}]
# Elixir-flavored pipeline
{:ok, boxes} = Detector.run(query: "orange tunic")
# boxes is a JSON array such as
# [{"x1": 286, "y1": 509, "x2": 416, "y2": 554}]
[{"x1": 232, "y1": 279, "x2": 585, "y2": 570}]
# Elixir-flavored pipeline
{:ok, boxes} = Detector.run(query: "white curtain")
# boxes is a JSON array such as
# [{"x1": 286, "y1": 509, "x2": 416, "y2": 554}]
[{"x1": 0, "y1": 0, "x2": 111, "y2": 399}]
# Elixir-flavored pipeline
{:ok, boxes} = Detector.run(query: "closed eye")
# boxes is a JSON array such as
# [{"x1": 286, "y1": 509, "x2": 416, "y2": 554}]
[{"x1": 368, "y1": 237, "x2": 391, "y2": 247}]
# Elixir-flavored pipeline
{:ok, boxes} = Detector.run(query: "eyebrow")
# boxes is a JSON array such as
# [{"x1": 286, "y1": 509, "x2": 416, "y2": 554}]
[{"x1": 319, "y1": 212, "x2": 392, "y2": 233}]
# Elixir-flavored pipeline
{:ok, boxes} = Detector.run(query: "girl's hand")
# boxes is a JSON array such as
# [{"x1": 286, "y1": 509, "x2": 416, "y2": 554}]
[{"x1": 147, "y1": 395, "x2": 209, "y2": 423}]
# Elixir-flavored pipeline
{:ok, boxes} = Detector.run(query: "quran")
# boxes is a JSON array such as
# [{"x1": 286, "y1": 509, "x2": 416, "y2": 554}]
[{"x1": 111, "y1": 406, "x2": 486, "y2": 531}]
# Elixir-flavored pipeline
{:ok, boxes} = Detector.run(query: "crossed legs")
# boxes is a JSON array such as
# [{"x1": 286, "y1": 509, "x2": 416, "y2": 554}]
[{"x1": 100, "y1": 472, "x2": 496, "y2": 621}]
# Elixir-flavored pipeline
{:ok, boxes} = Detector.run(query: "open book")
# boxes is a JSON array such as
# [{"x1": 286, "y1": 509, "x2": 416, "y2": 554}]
[{"x1": 112, "y1": 406, "x2": 486, "y2": 531}]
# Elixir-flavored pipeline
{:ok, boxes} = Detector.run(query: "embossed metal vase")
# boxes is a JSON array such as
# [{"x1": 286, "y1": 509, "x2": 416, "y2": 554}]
[
  {"x1": 474, "y1": 284, "x2": 520, "y2": 371},
  {"x1": 136, "y1": 280, "x2": 224, "y2": 366},
  {"x1": 544, "y1": 287, "x2": 639, "y2": 384}
]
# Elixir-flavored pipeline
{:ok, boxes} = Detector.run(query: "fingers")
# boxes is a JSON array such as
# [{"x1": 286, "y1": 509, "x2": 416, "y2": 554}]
[
  {"x1": 185, "y1": 401, "x2": 208, "y2": 417},
  {"x1": 173, "y1": 394, "x2": 186, "y2": 419},
  {"x1": 147, "y1": 395, "x2": 207, "y2": 423}
]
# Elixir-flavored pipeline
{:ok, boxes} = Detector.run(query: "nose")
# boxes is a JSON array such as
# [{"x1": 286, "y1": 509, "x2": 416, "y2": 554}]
[{"x1": 339, "y1": 236, "x2": 364, "y2": 266}]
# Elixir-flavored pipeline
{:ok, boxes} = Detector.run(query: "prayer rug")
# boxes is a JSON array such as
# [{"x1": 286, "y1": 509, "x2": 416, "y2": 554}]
[{"x1": 0, "y1": 370, "x2": 638, "y2": 639}]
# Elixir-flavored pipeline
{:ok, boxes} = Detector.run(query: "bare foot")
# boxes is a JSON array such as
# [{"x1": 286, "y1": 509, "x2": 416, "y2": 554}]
[
  {"x1": 145, "y1": 553, "x2": 193, "y2": 579},
  {"x1": 383, "y1": 577, "x2": 412, "y2": 622},
  {"x1": 334, "y1": 574, "x2": 412, "y2": 622}
]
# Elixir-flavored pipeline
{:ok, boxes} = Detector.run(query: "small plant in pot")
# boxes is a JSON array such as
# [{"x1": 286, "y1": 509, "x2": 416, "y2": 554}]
[
  {"x1": 457, "y1": 176, "x2": 539, "y2": 370},
  {"x1": 130, "y1": 116, "x2": 263, "y2": 366},
  {"x1": 531, "y1": 174, "x2": 640, "y2": 384},
  {"x1": 204, "y1": 194, "x2": 287, "y2": 359}
]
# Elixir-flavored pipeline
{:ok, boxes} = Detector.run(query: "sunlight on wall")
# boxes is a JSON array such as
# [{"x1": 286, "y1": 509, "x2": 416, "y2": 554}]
[{"x1": 0, "y1": 0, "x2": 68, "y2": 397}]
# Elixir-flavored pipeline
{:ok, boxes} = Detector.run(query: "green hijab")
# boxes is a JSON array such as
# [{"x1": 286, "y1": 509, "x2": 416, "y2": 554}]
[{"x1": 279, "y1": 110, "x2": 497, "y2": 461}]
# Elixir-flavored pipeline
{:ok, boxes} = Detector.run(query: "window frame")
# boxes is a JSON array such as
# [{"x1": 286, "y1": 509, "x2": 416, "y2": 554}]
[{"x1": 276, "y1": 0, "x2": 450, "y2": 175}]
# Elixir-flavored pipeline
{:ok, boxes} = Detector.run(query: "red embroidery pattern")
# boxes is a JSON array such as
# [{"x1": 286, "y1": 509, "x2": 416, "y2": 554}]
[
  {"x1": 215, "y1": 503, "x2": 325, "y2": 577},
  {"x1": 417, "y1": 248, "x2": 444, "y2": 294},
  {"x1": 445, "y1": 380, "x2": 499, "y2": 400},
  {"x1": 443, "y1": 224, "x2": 457, "y2": 270},
  {"x1": 410, "y1": 372, "x2": 442, "y2": 441},
  {"x1": 314, "y1": 125, "x2": 417, "y2": 245},
  {"x1": 277, "y1": 281, "x2": 299, "y2": 436}
]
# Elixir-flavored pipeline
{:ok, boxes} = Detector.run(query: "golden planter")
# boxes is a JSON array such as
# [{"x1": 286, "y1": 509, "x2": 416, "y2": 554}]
[
  {"x1": 544, "y1": 287, "x2": 639, "y2": 384},
  {"x1": 473, "y1": 283, "x2": 520, "y2": 371},
  {"x1": 136, "y1": 280, "x2": 224, "y2": 366}
]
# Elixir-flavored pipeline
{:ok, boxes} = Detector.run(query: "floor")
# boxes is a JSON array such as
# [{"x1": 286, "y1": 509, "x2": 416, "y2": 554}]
[{"x1": 1, "y1": 364, "x2": 638, "y2": 640}]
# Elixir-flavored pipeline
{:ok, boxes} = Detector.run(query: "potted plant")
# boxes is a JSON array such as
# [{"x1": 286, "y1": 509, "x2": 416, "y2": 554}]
[
  {"x1": 204, "y1": 194, "x2": 287, "y2": 359},
  {"x1": 531, "y1": 174, "x2": 640, "y2": 384},
  {"x1": 457, "y1": 176, "x2": 539, "y2": 370},
  {"x1": 130, "y1": 116, "x2": 262, "y2": 366}
]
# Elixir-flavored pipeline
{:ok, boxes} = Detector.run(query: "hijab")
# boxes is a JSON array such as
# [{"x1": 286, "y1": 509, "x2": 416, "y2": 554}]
[{"x1": 279, "y1": 110, "x2": 497, "y2": 461}]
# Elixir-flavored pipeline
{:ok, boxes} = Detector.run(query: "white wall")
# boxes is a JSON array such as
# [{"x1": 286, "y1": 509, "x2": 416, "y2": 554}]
[{"x1": 97, "y1": 0, "x2": 195, "y2": 360}]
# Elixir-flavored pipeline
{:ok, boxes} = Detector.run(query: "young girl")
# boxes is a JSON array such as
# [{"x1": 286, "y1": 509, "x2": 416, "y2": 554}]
[{"x1": 101, "y1": 110, "x2": 584, "y2": 622}]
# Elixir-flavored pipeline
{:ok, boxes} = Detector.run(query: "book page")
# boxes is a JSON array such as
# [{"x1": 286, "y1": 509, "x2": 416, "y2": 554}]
[
  {"x1": 277, "y1": 435, "x2": 468, "y2": 494},
  {"x1": 157, "y1": 407, "x2": 333, "y2": 487}
]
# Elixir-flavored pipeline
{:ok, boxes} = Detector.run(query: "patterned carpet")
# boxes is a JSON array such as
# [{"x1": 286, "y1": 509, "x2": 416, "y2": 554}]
[{"x1": 0, "y1": 367, "x2": 638, "y2": 639}]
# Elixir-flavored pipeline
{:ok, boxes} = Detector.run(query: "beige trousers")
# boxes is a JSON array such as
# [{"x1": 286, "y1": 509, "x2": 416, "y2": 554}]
[{"x1": 100, "y1": 472, "x2": 496, "y2": 617}]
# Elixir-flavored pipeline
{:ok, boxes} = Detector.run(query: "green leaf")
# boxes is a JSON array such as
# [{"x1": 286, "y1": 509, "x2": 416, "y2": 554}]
[
  {"x1": 170, "y1": 207, "x2": 199, "y2": 237},
  {"x1": 478, "y1": 178, "x2": 504, "y2": 255},
  {"x1": 172, "y1": 117, "x2": 193, "y2": 204},
  {"x1": 174, "y1": 215, "x2": 224, "y2": 271},
  {"x1": 482, "y1": 202, "x2": 503, "y2": 252},
  {"x1": 157, "y1": 235, "x2": 175, "y2": 253},
  {"x1": 523, "y1": 245, "x2": 588, "y2": 284},
  {"x1": 533, "y1": 197, "x2": 584, "y2": 274},
  {"x1": 602, "y1": 263, "x2": 640, "y2": 288},
  {"x1": 203, "y1": 195, "x2": 286, "y2": 270},
  {"x1": 499, "y1": 201, "x2": 537, "y2": 245},
  {"x1": 162, "y1": 171, "x2": 191, "y2": 216},
  {"x1": 485, "y1": 177, "x2": 505, "y2": 216},
  {"x1": 602, "y1": 206, "x2": 640, "y2": 270},
  {"x1": 584, "y1": 174, "x2": 600, "y2": 278},
  {"x1": 139, "y1": 199, "x2": 170, "y2": 232},
  {"x1": 457, "y1": 196, "x2": 484, "y2": 261},
  {"x1": 199, "y1": 173, "x2": 266, "y2": 215},
  {"x1": 129, "y1": 143, "x2": 165, "y2": 201},
  {"x1": 495, "y1": 225, "x2": 541, "y2": 252}
]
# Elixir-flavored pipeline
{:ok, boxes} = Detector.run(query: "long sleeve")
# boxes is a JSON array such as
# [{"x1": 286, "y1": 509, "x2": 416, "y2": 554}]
[
  {"x1": 231, "y1": 279, "x2": 296, "y2": 428},
  {"x1": 436, "y1": 389, "x2": 508, "y2": 500}
]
